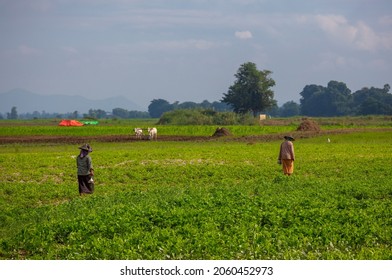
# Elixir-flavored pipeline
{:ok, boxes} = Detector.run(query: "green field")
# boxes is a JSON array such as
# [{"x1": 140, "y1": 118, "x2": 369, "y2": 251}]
[{"x1": 0, "y1": 118, "x2": 391, "y2": 259}]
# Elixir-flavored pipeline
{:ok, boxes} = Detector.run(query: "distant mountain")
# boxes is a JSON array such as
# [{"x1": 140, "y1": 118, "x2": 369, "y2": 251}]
[{"x1": 0, "y1": 89, "x2": 144, "y2": 114}]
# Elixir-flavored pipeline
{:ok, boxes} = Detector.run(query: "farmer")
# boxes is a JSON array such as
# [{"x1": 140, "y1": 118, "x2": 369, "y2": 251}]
[
  {"x1": 76, "y1": 143, "x2": 94, "y2": 195},
  {"x1": 278, "y1": 136, "x2": 295, "y2": 176}
]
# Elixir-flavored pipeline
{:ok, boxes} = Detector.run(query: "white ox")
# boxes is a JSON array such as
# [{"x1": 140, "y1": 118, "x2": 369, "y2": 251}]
[
  {"x1": 134, "y1": 128, "x2": 143, "y2": 139},
  {"x1": 148, "y1": 127, "x2": 157, "y2": 140}
]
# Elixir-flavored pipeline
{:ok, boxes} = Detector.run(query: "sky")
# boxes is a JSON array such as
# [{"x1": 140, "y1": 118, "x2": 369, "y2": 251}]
[{"x1": 1, "y1": 0, "x2": 391, "y2": 111}]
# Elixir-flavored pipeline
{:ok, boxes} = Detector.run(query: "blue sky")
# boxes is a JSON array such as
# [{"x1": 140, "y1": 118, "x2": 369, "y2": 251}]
[{"x1": 1, "y1": 0, "x2": 391, "y2": 110}]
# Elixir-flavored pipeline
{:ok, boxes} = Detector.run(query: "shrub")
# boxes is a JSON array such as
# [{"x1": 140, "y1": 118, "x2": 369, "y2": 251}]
[{"x1": 158, "y1": 109, "x2": 258, "y2": 125}]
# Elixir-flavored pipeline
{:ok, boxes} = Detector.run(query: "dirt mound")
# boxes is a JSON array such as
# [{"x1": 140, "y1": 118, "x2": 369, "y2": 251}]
[
  {"x1": 212, "y1": 127, "x2": 232, "y2": 137},
  {"x1": 297, "y1": 118, "x2": 321, "y2": 132}
]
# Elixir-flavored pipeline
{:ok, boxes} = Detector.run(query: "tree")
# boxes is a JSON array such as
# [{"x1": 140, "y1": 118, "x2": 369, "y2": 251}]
[
  {"x1": 85, "y1": 109, "x2": 107, "y2": 119},
  {"x1": 200, "y1": 100, "x2": 212, "y2": 109},
  {"x1": 211, "y1": 101, "x2": 231, "y2": 112},
  {"x1": 383, "y1": 83, "x2": 391, "y2": 93},
  {"x1": 178, "y1": 101, "x2": 198, "y2": 109},
  {"x1": 128, "y1": 110, "x2": 150, "y2": 118},
  {"x1": 7, "y1": 106, "x2": 18, "y2": 119},
  {"x1": 221, "y1": 62, "x2": 277, "y2": 117},
  {"x1": 112, "y1": 108, "x2": 129, "y2": 119},
  {"x1": 279, "y1": 101, "x2": 300, "y2": 117},
  {"x1": 300, "y1": 81, "x2": 352, "y2": 116},
  {"x1": 352, "y1": 84, "x2": 392, "y2": 115},
  {"x1": 148, "y1": 99, "x2": 173, "y2": 118},
  {"x1": 325, "y1": 81, "x2": 353, "y2": 116}
]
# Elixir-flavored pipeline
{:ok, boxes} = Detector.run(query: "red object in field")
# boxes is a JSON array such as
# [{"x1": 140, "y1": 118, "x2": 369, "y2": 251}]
[{"x1": 58, "y1": 120, "x2": 84, "y2": 126}]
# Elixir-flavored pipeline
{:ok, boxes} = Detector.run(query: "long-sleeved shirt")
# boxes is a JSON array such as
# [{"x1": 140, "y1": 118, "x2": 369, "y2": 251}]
[
  {"x1": 77, "y1": 155, "x2": 93, "y2": 176},
  {"x1": 279, "y1": 140, "x2": 295, "y2": 160}
]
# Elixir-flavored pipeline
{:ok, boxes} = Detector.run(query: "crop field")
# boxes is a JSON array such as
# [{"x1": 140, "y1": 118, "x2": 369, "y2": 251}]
[{"x1": 0, "y1": 117, "x2": 391, "y2": 260}]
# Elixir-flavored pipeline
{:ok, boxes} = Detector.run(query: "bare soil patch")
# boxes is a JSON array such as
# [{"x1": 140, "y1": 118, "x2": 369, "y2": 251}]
[
  {"x1": 0, "y1": 135, "x2": 211, "y2": 144},
  {"x1": 1, "y1": 127, "x2": 391, "y2": 145}
]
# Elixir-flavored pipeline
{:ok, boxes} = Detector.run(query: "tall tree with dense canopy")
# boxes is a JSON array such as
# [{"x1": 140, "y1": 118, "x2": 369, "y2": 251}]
[
  {"x1": 300, "y1": 81, "x2": 352, "y2": 116},
  {"x1": 279, "y1": 101, "x2": 300, "y2": 117},
  {"x1": 352, "y1": 84, "x2": 392, "y2": 115},
  {"x1": 221, "y1": 62, "x2": 277, "y2": 117},
  {"x1": 148, "y1": 99, "x2": 173, "y2": 118}
]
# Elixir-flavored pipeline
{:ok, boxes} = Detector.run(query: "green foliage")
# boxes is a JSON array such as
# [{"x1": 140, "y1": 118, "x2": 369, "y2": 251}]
[
  {"x1": 158, "y1": 109, "x2": 258, "y2": 125},
  {"x1": 148, "y1": 99, "x2": 173, "y2": 118},
  {"x1": 353, "y1": 85, "x2": 392, "y2": 115},
  {"x1": 279, "y1": 101, "x2": 300, "y2": 117},
  {"x1": 221, "y1": 62, "x2": 277, "y2": 117},
  {"x1": 299, "y1": 81, "x2": 392, "y2": 117},
  {"x1": 300, "y1": 81, "x2": 353, "y2": 116},
  {"x1": 0, "y1": 121, "x2": 392, "y2": 259},
  {"x1": 7, "y1": 106, "x2": 18, "y2": 120},
  {"x1": 0, "y1": 119, "x2": 296, "y2": 138},
  {"x1": 111, "y1": 108, "x2": 150, "y2": 119},
  {"x1": 148, "y1": 99, "x2": 231, "y2": 119}
]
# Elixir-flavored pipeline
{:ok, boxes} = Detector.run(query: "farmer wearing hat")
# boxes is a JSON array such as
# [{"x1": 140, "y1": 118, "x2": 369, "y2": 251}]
[
  {"x1": 76, "y1": 143, "x2": 94, "y2": 195},
  {"x1": 278, "y1": 136, "x2": 295, "y2": 175}
]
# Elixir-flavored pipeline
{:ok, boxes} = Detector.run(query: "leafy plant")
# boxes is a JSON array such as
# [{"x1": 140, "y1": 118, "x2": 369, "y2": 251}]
[{"x1": 0, "y1": 121, "x2": 391, "y2": 260}]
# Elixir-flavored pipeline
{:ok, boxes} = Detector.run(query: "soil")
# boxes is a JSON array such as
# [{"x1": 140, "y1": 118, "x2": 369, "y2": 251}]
[
  {"x1": 0, "y1": 128, "x2": 390, "y2": 144},
  {"x1": 212, "y1": 127, "x2": 232, "y2": 137},
  {"x1": 296, "y1": 118, "x2": 321, "y2": 132}
]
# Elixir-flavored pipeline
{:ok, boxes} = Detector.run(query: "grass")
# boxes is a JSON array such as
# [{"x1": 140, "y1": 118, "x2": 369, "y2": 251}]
[
  {"x1": 0, "y1": 119, "x2": 391, "y2": 260},
  {"x1": 0, "y1": 123, "x2": 295, "y2": 137},
  {"x1": 1, "y1": 115, "x2": 391, "y2": 137}
]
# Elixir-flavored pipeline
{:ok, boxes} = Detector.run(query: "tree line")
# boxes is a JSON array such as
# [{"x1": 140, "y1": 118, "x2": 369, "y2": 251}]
[
  {"x1": 297, "y1": 81, "x2": 391, "y2": 117},
  {"x1": 2, "y1": 62, "x2": 391, "y2": 120},
  {"x1": 151, "y1": 62, "x2": 392, "y2": 118},
  {"x1": 268, "y1": 82, "x2": 391, "y2": 117},
  {"x1": 220, "y1": 62, "x2": 392, "y2": 117},
  {"x1": 1, "y1": 100, "x2": 231, "y2": 120}
]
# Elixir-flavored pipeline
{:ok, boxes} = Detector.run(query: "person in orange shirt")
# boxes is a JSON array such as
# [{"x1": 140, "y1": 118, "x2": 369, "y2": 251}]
[{"x1": 278, "y1": 136, "x2": 295, "y2": 175}]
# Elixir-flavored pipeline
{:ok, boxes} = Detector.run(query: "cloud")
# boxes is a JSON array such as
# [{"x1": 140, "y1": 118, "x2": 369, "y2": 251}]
[
  {"x1": 353, "y1": 21, "x2": 380, "y2": 51},
  {"x1": 379, "y1": 15, "x2": 392, "y2": 26},
  {"x1": 61, "y1": 47, "x2": 79, "y2": 55},
  {"x1": 314, "y1": 15, "x2": 379, "y2": 51},
  {"x1": 18, "y1": 45, "x2": 41, "y2": 56},
  {"x1": 299, "y1": 14, "x2": 392, "y2": 51},
  {"x1": 235, "y1": 30, "x2": 253, "y2": 40},
  {"x1": 316, "y1": 52, "x2": 353, "y2": 70},
  {"x1": 94, "y1": 39, "x2": 224, "y2": 57},
  {"x1": 0, "y1": 0, "x2": 54, "y2": 16},
  {"x1": 144, "y1": 39, "x2": 220, "y2": 51},
  {"x1": 314, "y1": 14, "x2": 357, "y2": 42}
]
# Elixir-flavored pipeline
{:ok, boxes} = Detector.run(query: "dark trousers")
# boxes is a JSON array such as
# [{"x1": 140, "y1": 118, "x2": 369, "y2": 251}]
[{"x1": 78, "y1": 175, "x2": 94, "y2": 195}]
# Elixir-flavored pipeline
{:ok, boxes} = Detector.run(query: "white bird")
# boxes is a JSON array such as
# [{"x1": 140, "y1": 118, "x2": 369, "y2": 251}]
[{"x1": 327, "y1": 138, "x2": 331, "y2": 143}]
